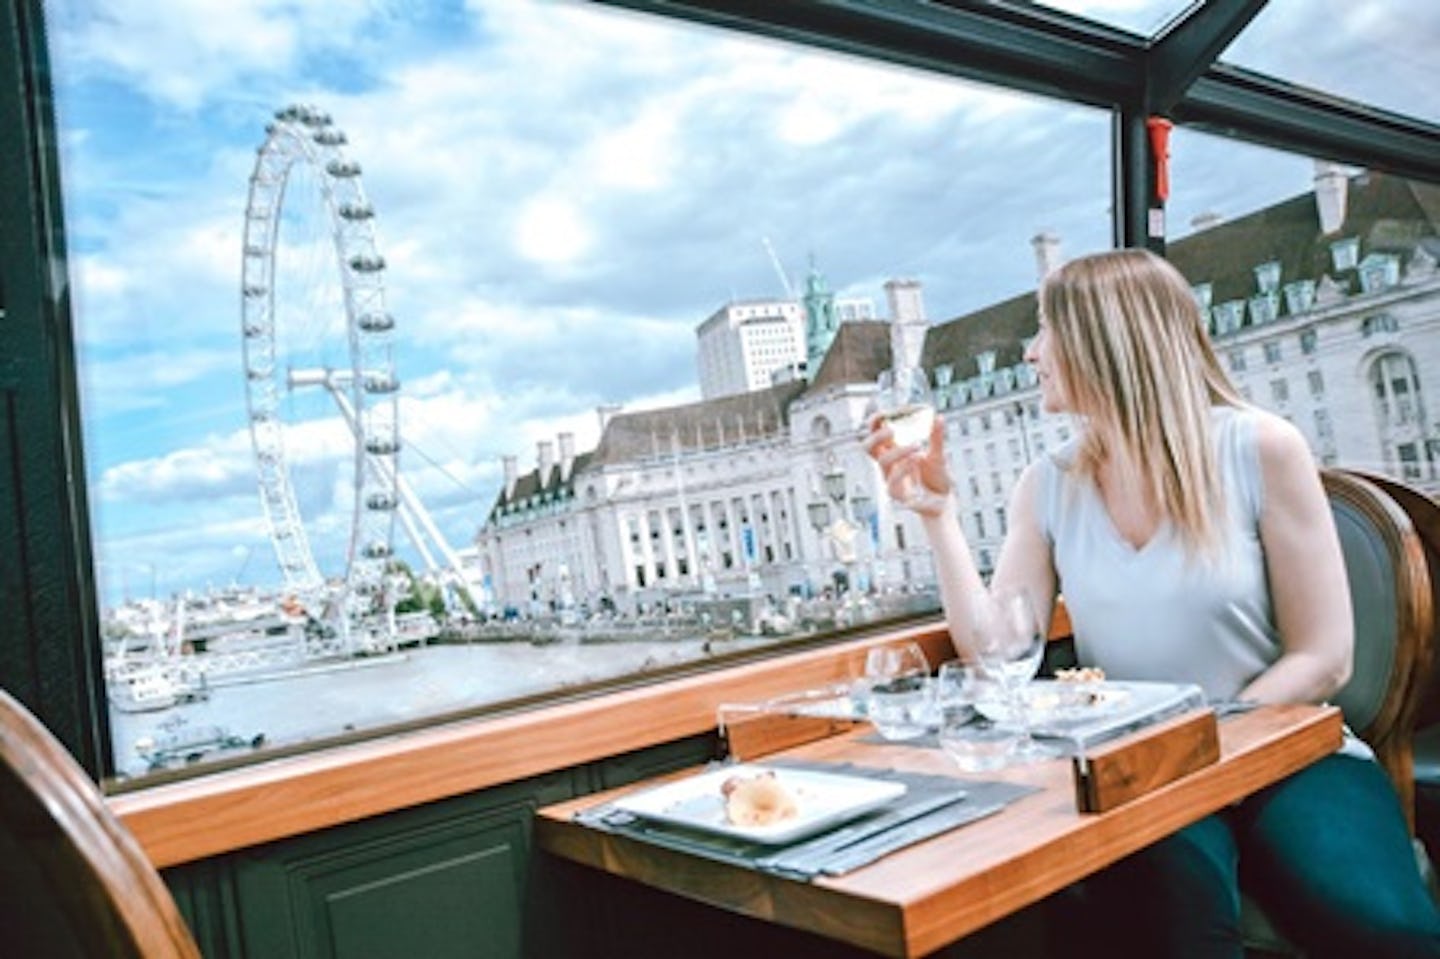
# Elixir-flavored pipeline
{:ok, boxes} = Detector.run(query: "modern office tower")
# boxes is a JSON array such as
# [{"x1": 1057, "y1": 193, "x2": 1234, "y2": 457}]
[{"x1": 695, "y1": 298, "x2": 807, "y2": 400}]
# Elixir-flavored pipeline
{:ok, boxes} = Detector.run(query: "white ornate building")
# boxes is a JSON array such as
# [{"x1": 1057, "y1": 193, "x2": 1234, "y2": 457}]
[{"x1": 474, "y1": 168, "x2": 1440, "y2": 615}]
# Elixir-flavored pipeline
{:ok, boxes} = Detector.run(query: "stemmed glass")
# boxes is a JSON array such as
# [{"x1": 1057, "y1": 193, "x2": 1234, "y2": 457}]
[
  {"x1": 971, "y1": 588, "x2": 1058, "y2": 762},
  {"x1": 875, "y1": 367, "x2": 941, "y2": 511},
  {"x1": 875, "y1": 367, "x2": 936, "y2": 452},
  {"x1": 860, "y1": 641, "x2": 932, "y2": 741}
]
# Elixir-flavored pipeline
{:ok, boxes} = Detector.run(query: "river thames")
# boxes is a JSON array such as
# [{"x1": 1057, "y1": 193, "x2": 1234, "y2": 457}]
[{"x1": 107, "y1": 636, "x2": 778, "y2": 780}]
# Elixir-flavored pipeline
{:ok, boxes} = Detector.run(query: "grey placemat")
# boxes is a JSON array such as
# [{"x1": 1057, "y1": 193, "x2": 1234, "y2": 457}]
[{"x1": 573, "y1": 759, "x2": 1036, "y2": 880}]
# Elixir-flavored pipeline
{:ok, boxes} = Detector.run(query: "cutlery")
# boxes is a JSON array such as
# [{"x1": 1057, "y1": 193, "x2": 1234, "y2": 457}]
[{"x1": 816, "y1": 801, "x2": 1006, "y2": 875}]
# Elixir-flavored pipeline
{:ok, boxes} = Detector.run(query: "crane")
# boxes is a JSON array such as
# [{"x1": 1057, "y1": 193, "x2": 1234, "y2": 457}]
[{"x1": 761, "y1": 236, "x2": 795, "y2": 299}]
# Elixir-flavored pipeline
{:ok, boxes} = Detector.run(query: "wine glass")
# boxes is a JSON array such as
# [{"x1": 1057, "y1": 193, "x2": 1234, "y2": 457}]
[
  {"x1": 860, "y1": 641, "x2": 932, "y2": 741},
  {"x1": 936, "y1": 660, "x2": 1017, "y2": 772},
  {"x1": 875, "y1": 367, "x2": 936, "y2": 452},
  {"x1": 971, "y1": 589, "x2": 1058, "y2": 762}
]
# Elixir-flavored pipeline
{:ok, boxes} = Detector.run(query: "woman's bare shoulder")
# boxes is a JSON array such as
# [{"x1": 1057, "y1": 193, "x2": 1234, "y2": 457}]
[
  {"x1": 1243, "y1": 406, "x2": 1323, "y2": 504},
  {"x1": 1246, "y1": 406, "x2": 1311, "y2": 463}
]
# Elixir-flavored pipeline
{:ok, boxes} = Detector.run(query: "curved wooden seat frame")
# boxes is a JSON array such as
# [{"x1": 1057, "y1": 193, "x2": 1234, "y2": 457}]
[
  {"x1": 0, "y1": 689, "x2": 200, "y2": 959},
  {"x1": 1324, "y1": 469, "x2": 1436, "y2": 832},
  {"x1": 1343, "y1": 469, "x2": 1440, "y2": 732},
  {"x1": 1243, "y1": 471, "x2": 1436, "y2": 954}
]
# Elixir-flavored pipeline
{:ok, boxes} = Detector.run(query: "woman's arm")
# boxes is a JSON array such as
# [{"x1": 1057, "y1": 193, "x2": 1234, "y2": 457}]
[
  {"x1": 1238, "y1": 413, "x2": 1354, "y2": 703},
  {"x1": 865, "y1": 418, "x2": 1057, "y2": 660}
]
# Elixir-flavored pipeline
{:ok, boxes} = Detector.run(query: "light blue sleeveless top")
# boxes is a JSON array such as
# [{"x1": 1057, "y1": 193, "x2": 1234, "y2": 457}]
[{"x1": 1037, "y1": 406, "x2": 1278, "y2": 701}]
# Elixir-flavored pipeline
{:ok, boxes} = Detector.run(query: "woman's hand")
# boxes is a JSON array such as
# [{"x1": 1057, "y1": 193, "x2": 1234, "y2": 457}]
[{"x1": 862, "y1": 413, "x2": 953, "y2": 517}]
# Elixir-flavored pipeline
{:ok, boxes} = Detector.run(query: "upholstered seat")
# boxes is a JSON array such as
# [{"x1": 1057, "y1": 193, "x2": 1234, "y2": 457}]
[
  {"x1": 0, "y1": 689, "x2": 201, "y2": 958},
  {"x1": 1241, "y1": 469, "x2": 1436, "y2": 955}
]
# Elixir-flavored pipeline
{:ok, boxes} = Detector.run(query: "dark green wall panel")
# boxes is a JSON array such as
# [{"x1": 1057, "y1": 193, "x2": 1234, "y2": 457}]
[{"x1": 159, "y1": 735, "x2": 718, "y2": 958}]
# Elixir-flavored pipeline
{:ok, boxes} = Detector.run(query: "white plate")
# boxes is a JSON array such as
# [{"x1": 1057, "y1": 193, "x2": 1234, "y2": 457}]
[
  {"x1": 611, "y1": 764, "x2": 907, "y2": 845},
  {"x1": 975, "y1": 681, "x2": 1134, "y2": 729},
  {"x1": 974, "y1": 680, "x2": 1205, "y2": 744}
]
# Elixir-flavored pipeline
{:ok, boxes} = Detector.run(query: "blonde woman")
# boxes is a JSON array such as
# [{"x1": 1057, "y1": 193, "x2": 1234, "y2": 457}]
[{"x1": 866, "y1": 249, "x2": 1440, "y2": 957}]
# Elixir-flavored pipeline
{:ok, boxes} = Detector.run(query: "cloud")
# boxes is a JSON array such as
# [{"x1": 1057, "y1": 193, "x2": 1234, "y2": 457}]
[{"x1": 52, "y1": 0, "x2": 1426, "y2": 605}]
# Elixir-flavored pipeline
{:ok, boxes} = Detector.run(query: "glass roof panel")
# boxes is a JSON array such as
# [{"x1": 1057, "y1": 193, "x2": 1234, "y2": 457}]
[
  {"x1": 1221, "y1": 0, "x2": 1440, "y2": 125},
  {"x1": 1028, "y1": 0, "x2": 1195, "y2": 37}
]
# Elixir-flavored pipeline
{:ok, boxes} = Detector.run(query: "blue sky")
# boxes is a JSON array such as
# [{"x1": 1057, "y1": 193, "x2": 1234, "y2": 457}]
[{"x1": 40, "y1": 0, "x2": 1437, "y2": 607}]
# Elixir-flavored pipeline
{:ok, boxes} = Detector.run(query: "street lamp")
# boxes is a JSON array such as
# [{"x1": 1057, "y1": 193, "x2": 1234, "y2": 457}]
[
  {"x1": 806, "y1": 498, "x2": 832, "y2": 535},
  {"x1": 811, "y1": 466, "x2": 866, "y2": 620}
]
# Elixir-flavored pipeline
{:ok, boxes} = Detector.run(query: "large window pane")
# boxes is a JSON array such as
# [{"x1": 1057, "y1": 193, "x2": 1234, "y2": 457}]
[
  {"x1": 1164, "y1": 128, "x2": 1440, "y2": 484},
  {"x1": 46, "y1": 0, "x2": 1110, "y2": 782},
  {"x1": 1223, "y1": 0, "x2": 1440, "y2": 125}
]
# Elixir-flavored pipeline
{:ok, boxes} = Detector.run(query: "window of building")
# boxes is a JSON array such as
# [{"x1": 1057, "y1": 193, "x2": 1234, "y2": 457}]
[
  {"x1": 1249, "y1": 292, "x2": 1279, "y2": 325},
  {"x1": 1263, "y1": 341, "x2": 1282, "y2": 365},
  {"x1": 1331, "y1": 236, "x2": 1360, "y2": 272},
  {"x1": 1371, "y1": 351, "x2": 1423, "y2": 427},
  {"x1": 1229, "y1": 349, "x2": 1247, "y2": 373},
  {"x1": 1253, "y1": 260, "x2": 1281, "y2": 294},
  {"x1": 1299, "y1": 327, "x2": 1318, "y2": 355},
  {"x1": 1270, "y1": 379, "x2": 1289, "y2": 404},
  {"x1": 1284, "y1": 280, "x2": 1317, "y2": 316},
  {"x1": 1361, "y1": 313, "x2": 1400, "y2": 336},
  {"x1": 1308, "y1": 370, "x2": 1325, "y2": 398},
  {"x1": 1358, "y1": 253, "x2": 1401, "y2": 294},
  {"x1": 1212, "y1": 300, "x2": 1245, "y2": 335}
]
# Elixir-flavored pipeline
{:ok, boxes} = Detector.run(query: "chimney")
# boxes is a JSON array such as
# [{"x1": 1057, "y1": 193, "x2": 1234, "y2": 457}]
[
  {"x1": 1314, "y1": 160, "x2": 1348, "y2": 235},
  {"x1": 596, "y1": 403, "x2": 621, "y2": 434},
  {"x1": 537, "y1": 440, "x2": 555, "y2": 481},
  {"x1": 885, "y1": 278, "x2": 926, "y2": 325},
  {"x1": 502, "y1": 455, "x2": 518, "y2": 499},
  {"x1": 885, "y1": 278, "x2": 928, "y2": 372},
  {"x1": 558, "y1": 431, "x2": 576, "y2": 480},
  {"x1": 1031, "y1": 231, "x2": 1062, "y2": 283}
]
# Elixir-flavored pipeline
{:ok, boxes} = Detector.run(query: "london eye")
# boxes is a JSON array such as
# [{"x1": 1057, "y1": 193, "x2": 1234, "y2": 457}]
[{"x1": 240, "y1": 103, "x2": 400, "y2": 651}]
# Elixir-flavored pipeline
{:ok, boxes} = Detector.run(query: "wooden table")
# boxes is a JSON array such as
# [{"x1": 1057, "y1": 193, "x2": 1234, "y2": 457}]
[{"x1": 535, "y1": 704, "x2": 1342, "y2": 958}]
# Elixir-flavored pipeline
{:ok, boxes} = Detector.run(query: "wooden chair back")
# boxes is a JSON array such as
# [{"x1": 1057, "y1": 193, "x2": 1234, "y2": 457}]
[
  {"x1": 1341, "y1": 469, "x2": 1440, "y2": 731},
  {"x1": 1324, "y1": 469, "x2": 1436, "y2": 831},
  {"x1": 0, "y1": 689, "x2": 201, "y2": 959}
]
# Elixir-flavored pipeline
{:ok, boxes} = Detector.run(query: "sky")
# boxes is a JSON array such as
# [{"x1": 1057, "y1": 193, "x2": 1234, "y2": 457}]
[{"x1": 39, "y1": 0, "x2": 1438, "y2": 608}]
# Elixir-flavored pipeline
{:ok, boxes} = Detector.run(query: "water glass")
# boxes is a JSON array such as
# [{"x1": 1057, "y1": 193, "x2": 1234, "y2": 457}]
[
  {"x1": 936, "y1": 660, "x2": 1018, "y2": 771},
  {"x1": 860, "y1": 641, "x2": 931, "y2": 740},
  {"x1": 867, "y1": 673, "x2": 934, "y2": 741}
]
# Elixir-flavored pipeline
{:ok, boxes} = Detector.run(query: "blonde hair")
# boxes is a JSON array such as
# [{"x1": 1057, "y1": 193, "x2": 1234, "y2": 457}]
[{"x1": 1038, "y1": 248, "x2": 1245, "y2": 554}]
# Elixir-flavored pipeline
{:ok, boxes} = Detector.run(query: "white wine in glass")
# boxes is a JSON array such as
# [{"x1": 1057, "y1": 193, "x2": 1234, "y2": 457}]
[{"x1": 876, "y1": 367, "x2": 935, "y2": 450}]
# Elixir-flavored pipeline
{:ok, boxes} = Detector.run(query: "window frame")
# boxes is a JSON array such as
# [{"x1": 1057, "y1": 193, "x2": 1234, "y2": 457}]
[{"x1": 5, "y1": 0, "x2": 1440, "y2": 783}]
